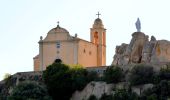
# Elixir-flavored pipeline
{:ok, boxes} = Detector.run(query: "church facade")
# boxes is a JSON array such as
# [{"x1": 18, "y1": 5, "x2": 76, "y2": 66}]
[{"x1": 33, "y1": 16, "x2": 106, "y2": 71}]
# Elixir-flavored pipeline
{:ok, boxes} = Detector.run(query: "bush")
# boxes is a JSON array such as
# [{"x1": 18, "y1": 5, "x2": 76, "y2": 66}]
[
  {"x1": 43, "y1": 62, "x2": 91, "y2": 100},
  {"x1": 99, "y1": 93, "x2": 113, "y2": 100},
  {"x1": 43, "y1": 63, "x2": 72, "y2": 100},
  {"x1": 129, "y1": 64, "x2": 154, "y2": 85},
  {"x1": 0, "y1": 93, "x2": 6, "y2": 100},
  {"x1": 3, "y1": 73, "x2": 11, "y2": 80},
  {"x1": 160, "y1": 67, "x2": 170, "y2": 80},
  {"x1": 156, "y1": 80, "x2": 170, "y2": 99},
  {"x1": 151, "y1": 73, "x2": 161, "y2": 84},
  {"x1": 146, "y1": 93, "x2": 158, "y2": 100},
  {"x1": 8, "y1": 81, "x2": 51, "y2": 100},
  {"x1": 88, "y1": 94, "x2": 98, "y2": 100},
  {"x1": 103, "y1": 66, "x2": 123, "y2": 83},
  {"x1": 113, "y1": 89, "x2": 139, "y2": 100},
  {"x1": 69, "y1": 66, "x2": 89, "y2": 91},
  {"x1": 87, "y1": 71, "x2": 99, "y2": 81},
  {"x1": 141, "y1": 80, "x2": 170, "y2": 100}
]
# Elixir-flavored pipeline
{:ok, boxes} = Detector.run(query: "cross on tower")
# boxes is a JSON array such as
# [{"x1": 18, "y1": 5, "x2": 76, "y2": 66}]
[
  {"x1": 57, "y1": 21, "x2": 59, "y2": 26},
  {"x1": 96, "y1": 12, "x2": 101, "y2": 18}
]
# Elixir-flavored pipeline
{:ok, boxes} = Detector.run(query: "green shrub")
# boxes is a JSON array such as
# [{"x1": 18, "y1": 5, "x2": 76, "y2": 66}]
[
  {"x1": 160, "y1": 67, "x2": 170, "y2": 80},
  {"x1": 99, "y1": 93, "x2": 113, "y2": 100},
  {"x1": 88, "y1": 94, "x2": 98, "y2": 100},
  {"x1": 69, "y1": 67, "x2": 89, "y2": 91},
  {"x1": 129, "y1": 64, "x2": 154, "y2": 85},
  {"x1": 103, "y1": 66, "x2": 123, "y2": 83},
  {"x1": 8, "y1": 81, "x2": 51, "y2": 100},
  {"x1": 43, "y1": 63, "x2": 72, "y2": 100},
  {"x1": 141, "y1": 80, "x2": 170, "y2": 100},
  {"x1": 43, "y1": 62, "x2": 91, "y2": 100},
  {"x1": 158, "y1": 80, "x2": 170, "y2": 98},
  {"x1": 0, "y1": 93, "x2": 6, "y2": 100},
  {"x1": 3, "y1": 73, "x2": 11, "y2": 80},
  {"x1": 151, "y1": 73, "x2": 161, "y2": 84},
  {"x1": 146, "y1": 93, "x2": 158, "y2": 100},
  {"x1": 1, "y1": 74, "x2": 13, "y2": 99},
  {"x1": 87, "y1": 71, "x2": 99, "y2": 81},
  {"x1": 113, "y1": 89, "x2": 139, "y2": 100}
]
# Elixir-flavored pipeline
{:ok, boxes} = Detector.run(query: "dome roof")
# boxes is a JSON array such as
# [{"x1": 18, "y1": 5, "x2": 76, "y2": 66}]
[
  {"x1": 48, "y1": 25, "x2": 69, "y2": 34},
  {"x1": 93, "y1": 18, "x2": 104, "y2": 28},
  {"x1": 94, "y1": 18, "x2": 103, "y2": 24}
]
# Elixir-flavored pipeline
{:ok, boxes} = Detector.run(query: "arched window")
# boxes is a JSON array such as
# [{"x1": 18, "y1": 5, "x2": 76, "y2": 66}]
[
  {"x1": 94, "y1": 32, "x2": 98, "y2": 44},
  {"x1": 54, "y1": 59, "x2": 62, "y2": 63}
]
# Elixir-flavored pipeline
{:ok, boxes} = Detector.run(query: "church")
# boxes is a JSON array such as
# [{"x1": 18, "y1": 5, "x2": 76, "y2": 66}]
[{"x1": 33, "y1": 13, "x2": 106, "y2": 71}]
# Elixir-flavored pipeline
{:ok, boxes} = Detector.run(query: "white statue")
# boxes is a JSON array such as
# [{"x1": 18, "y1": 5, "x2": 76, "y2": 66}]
[{"x1": 135, "y1": 18, "x2": 141, "y2": 32}]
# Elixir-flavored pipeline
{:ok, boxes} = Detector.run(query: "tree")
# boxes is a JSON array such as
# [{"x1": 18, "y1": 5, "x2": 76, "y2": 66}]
[
  {"x1": 43, "y1": 62, "x2": 71, "y2": 100},
  {"x1": 43, "y1": 62, "x2": 91, "y2": 100},
  {"x1": 69, "y1": 67, "x2": 89, "y2": 91},
  {"x1": 103, "y1": 66, "x2": 123, "y2": 83},
  {"x1": 8, "y1": 81, "x2": 51, "y2": 100}
]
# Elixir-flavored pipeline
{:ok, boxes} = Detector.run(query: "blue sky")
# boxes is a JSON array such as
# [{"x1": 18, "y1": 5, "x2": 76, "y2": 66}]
[{"x1": 0, "y1": 0, "x2": 170, "y2": 80}]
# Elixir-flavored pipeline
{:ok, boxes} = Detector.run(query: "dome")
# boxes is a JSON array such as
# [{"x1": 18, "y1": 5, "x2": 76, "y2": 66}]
[
  {"x1": 94, "y1": 18, "x2": 103, "y2": 24},
  {"x1": 48, "y1": 25, "x2": 69, "y2": 34},
  {"x1": 45, "y1": 25, "x2": 70, "y2": 41},
  {"x1": 93, "y1": 18, "x2": 104, "y2": 28}
]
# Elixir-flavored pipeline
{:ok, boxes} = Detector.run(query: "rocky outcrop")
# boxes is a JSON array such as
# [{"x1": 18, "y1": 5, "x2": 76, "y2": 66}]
[
  {"x1": 0, "y1": 71, "x2": 43, "y2": 98},
  {"x1": 131, "y1": 84, "x2": 154, "y2": 95},
  {"x1": 71, "y1": 81, "x2": 154, "y2": 100},
  {"x1": 112, "y1": 32, "x2": 170, "y2": 66},
  {"x1": 71, "y1": 82, "x2": 114, "y2": 100},
  {"x1": 112, "y1": 43, "x2": 129, "y2": 65},
  {"x1": 141, "y1": 36, "x2": 156, "y2": 63},
  {"x1": 150, "y1": 40, "x2": 170, "y2": 63}
]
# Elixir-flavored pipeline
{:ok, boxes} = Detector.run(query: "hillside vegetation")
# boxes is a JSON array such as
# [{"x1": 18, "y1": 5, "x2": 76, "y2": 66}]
[{"x1": 1, "y1": 62, "x2": 170, "y2": 100}]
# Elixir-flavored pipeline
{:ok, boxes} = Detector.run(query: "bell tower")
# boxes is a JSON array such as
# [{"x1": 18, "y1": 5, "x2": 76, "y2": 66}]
[{"x1": 90, "y1": 12, "x2": 106, "y2": 66}]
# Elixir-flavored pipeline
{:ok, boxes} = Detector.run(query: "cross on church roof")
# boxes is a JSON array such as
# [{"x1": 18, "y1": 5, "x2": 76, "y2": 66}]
[{"x1": 96, "y1": 12, "x2": 101, "y2": 18}]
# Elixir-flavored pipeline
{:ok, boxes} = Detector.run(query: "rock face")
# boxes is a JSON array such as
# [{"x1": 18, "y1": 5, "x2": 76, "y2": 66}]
[
  {"x1": 71, "y1": 81, "x2": 154, "y2": 100},
  {"x1": 0, "y1": 71, "x2": 43, "y2": 98},
  {"x1": 71, "y1": 82, "x2": 130, "y2": 100},
  {"x1": 71, "y1": 82, "x2": 114, "y2": 100},
  {"x1": 112, "y1": 43, "x2": 129, "y2": 65},
  {"x1": 112, "y1": 32, "x2": 170, "y2": 65},
  {"x1": 150, "y1": 40, "x2": 170, "y2": 63}
]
